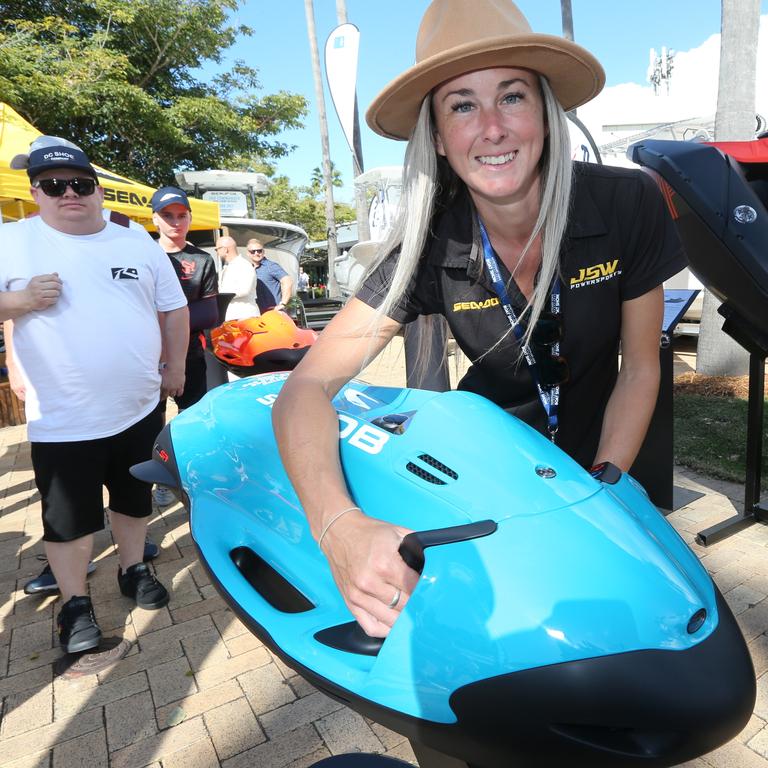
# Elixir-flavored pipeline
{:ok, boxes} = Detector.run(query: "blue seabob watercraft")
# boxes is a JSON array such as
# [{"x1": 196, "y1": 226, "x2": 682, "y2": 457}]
[{"x1": 132, "y1": 372, "x2": 755, "y2": 768}]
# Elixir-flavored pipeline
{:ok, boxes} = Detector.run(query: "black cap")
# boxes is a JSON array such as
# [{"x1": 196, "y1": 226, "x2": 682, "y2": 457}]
[
  {"x1": 10, "y1": 136, "x2": 97, "y2": 180},
  {"x1": 151, "y1": 186, "x2": 191, "y2": 212}
]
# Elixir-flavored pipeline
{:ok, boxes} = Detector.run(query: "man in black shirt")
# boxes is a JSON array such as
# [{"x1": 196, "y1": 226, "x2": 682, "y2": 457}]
[{"x1": 151, "y1": 186, "x2": 219, "y2": 411}]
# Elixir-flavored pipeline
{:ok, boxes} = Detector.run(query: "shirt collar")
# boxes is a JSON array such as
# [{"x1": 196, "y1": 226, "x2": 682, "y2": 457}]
[{"x1": 425, "y1": 163, "x2": 608, "y2": 277}]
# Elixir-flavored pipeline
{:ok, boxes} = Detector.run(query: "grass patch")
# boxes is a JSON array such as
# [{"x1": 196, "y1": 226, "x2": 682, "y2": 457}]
[{"x1": 673, "y1": 392, "x2": 767, "y2": 488}]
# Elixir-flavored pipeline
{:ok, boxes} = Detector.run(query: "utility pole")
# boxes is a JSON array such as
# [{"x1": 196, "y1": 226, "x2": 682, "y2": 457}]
[
  {"x1": 305, "y1": 0, "x2": 339, "y2": 297},
  {"x1": 335, "y1": 0, "x2": 371, "y2": 243}
]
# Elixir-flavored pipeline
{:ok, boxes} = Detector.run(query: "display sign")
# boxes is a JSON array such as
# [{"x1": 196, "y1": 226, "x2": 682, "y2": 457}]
[
  {"x1": 203, "y1": 190, "x2": 248, "y2": 218},
  {"x1": 325, "y1": 23, "x2": 361, "y2": 164}
]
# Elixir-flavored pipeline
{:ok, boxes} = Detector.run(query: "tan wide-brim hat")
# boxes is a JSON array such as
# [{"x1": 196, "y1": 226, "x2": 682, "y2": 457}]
[{"x1": 366, "y1": 0, "x2": 605, "y2": 141}]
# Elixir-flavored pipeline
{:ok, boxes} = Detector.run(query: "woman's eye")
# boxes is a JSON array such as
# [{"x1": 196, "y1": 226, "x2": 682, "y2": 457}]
[
  {"x1": 502, "y1": 92, "x2": 523, "y2": 105},
  {"x1": 451, "y1": 101, "x2": 474, "y2": 113}
]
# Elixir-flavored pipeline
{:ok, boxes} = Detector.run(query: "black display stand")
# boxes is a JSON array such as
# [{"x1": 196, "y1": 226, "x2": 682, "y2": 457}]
[
  {"x1": 203, "y1": 292, "x2": 235, "y2": 390},
  {"x1": 631, "y1": 289, "x2": 700, "y2": 510},
  {"x1": 696, "y1": 306, "x2": 767, "y2": 545}
]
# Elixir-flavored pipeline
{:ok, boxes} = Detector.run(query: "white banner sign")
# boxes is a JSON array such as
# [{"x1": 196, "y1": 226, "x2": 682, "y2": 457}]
[
  {"x1": 325, "y1": 23, "x2": 361, "y2": 161},
  {"x1": 202, "y1": 190, "x2": 248, "y2": 218}
]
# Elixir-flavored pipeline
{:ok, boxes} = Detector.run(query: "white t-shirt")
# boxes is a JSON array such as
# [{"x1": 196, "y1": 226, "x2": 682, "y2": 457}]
[
  {"x1": 0, "y1": 217, "x2": 187, "y2": 441},
  {"x1": 220, "y1": 254, "x2": 260, "y2": 320}
]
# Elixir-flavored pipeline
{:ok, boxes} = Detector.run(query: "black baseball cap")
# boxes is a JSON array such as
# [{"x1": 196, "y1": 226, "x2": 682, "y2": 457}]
[
  {"x1": 10, "y1": 136, "x2": 97, "y2": 180},
  {"x1": 151, "y1": 186, "x2": 191, "y2": 212}
]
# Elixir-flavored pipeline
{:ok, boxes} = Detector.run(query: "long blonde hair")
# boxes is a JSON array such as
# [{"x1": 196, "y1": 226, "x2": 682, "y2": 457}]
[{"x1": 365, "y1": 75, "x2": 573, "y2": 371}]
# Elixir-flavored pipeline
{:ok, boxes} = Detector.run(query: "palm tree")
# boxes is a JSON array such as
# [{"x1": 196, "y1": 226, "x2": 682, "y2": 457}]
[
  {"x1": 310, "y1": 162, "x2": 343, "y2": 195},
  {"x1": 696, "y1": 0, "x2": 760, "y2": 375}
]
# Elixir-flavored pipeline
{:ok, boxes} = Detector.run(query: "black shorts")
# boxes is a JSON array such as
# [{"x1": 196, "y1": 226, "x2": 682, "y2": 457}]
[
  {"x1": 173, "y1": 353, "x2": 207, "y2": 411},
  {"x1": 31, "y1": 403, "x2": 164, "y2": 543}
]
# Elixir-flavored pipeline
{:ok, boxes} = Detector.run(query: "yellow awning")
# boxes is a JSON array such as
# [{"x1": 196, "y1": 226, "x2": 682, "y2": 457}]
[{"x1": 0, "y1": 102, "x2": 220, "y2": 231}]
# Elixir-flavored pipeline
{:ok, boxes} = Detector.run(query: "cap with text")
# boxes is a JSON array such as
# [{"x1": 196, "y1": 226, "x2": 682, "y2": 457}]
[{"x1": 10, "y1": 136, "x2": 97, "y2": 180}]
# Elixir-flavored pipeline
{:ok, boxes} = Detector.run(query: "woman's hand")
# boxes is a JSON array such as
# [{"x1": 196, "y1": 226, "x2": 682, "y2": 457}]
[{"x1": 320, "y1": 508, "x2": 420, "y2": 638}]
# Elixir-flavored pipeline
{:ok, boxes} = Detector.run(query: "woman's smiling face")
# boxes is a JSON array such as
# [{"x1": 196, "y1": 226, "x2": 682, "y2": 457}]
[{"x1": 432, "y1": 67, "x2": 546, "y2": 210}]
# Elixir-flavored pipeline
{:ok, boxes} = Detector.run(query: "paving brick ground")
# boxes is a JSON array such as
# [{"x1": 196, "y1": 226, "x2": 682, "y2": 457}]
[{"x1": 1, "y1": 337, "x2": 767, "y2": 767}]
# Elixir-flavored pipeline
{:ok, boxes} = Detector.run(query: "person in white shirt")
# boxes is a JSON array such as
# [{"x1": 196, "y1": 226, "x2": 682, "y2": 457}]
[
  {"x1": 0, "y1": 136, "x2": 189, "y2": 654},
  {"x1": 215, "y1": 235, "x2": 260, "y2": 320}
]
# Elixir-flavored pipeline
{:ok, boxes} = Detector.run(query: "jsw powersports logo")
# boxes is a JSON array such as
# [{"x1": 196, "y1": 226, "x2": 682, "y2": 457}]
[{"x1": 569, "y1": 260, "x2": 621, "y2": 288}]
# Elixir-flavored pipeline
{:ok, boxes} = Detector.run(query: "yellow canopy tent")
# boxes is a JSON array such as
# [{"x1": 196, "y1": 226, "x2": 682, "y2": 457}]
[{"x1": 0, "y1": 102, "x2": 220, "y2": 231}]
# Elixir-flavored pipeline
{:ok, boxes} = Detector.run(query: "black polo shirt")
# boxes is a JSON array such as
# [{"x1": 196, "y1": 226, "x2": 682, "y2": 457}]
[{"x1": 357, "y1": 162, "x2": 687, "y2": 468}]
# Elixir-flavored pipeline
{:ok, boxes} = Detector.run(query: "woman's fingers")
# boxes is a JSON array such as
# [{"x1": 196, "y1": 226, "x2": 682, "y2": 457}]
[{"x1": 322, "y1": 513, "x2": 420, "y2": 637}]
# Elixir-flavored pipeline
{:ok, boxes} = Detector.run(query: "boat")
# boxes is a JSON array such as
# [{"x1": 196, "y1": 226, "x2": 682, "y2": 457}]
[{"x1": 177, "y1": 169, "x2": 343, "y2": 331}]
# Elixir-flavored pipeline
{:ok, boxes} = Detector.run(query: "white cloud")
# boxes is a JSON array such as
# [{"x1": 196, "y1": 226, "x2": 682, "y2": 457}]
[{"x1": 571, "y1": 15, "x2": 768, "y2": 164}]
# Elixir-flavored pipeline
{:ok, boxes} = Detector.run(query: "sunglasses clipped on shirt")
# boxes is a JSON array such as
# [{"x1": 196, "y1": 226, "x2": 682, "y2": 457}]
[
  {"x1": 247, "y1": 248, "x2": 265, "y2": 255},
  {"x1": 33, "y1": 177, "x2": 98, "y2": 197},
  {"x1": 529, "y1": 311, "x2": 569, "y2": 389}
]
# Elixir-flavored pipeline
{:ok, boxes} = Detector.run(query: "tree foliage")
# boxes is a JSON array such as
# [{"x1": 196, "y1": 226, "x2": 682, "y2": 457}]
[
  {"x1": 256, "y1": 176, "x2": 355, "y2": 242},
  {"x1": 310, "y1": 162, "x2": 343, "y2": 195},
  {"x1": 0, "y1": 0, "x2": 308, "y2": 185}
]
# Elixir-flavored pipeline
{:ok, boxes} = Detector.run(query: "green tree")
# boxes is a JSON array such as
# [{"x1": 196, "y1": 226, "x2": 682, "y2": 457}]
[
  {"x1": 0, "y1": 0, "x2": 308, "y2": 185},
  {"x1": 256, "y1": 176, "x2": 355, "y2": 242}
]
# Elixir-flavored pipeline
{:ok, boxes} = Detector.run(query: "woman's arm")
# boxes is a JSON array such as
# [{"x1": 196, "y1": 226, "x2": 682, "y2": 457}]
[
  {"x1": 592, "y1": 286, "x2": 663, "y2": 471},
  {"x1": 273, "y1": 298, "x2": 419, "y2": 637}
]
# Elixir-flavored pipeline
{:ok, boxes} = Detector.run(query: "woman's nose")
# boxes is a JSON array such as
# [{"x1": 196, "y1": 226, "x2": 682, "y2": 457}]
[{"x1": 481, "y1": 108, "x2": 507, "y2": 143}]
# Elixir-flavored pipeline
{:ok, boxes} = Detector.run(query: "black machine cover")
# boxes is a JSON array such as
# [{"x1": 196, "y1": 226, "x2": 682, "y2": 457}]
[{"x1": 630, "y1": 139, "x2": 768, "y2": 341}]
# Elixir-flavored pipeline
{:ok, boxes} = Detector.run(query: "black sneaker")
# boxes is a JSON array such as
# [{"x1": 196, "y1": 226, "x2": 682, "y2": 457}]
[
  {"x1": 57, "y1": 595, "x2": 101, "y2": 654},
  {"x1": 117, "y1": 563, "x2": 169, "y2": 609},
  {"x1": 24, "y1": 560, "x2": 97, "y2": 595}
]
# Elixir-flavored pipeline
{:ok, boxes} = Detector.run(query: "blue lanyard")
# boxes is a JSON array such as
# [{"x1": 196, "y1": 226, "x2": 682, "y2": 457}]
[{"x1": 478, "y1": 219, "x2": 561, "y2": 439}]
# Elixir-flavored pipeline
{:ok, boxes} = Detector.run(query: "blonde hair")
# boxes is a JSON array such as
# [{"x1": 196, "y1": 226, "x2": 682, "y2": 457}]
[{"x1": 365, "y1": 75, "x2": 573, "y2": 373}]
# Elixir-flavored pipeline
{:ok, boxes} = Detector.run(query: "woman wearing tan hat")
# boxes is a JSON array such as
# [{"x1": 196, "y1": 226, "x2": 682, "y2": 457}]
[{"x1": 273, "y1": 0, "x2": 686, "y2": 638}]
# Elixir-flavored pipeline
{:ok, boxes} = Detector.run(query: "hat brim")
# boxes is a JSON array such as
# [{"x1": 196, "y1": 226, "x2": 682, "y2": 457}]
[
  {"x1": 26, "y1": 161, "x2": 98, "y2": 180},
  {"x1": 366, "y1": 34, "x2": 605, "y2": 140}
]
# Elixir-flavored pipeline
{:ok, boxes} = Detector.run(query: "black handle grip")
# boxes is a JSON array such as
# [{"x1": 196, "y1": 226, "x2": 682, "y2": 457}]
[
  {"x1": 398, "y1": 519, "x2": 498, "y2": 573},
  {"x1": 315, "y1": 520, "x2": 498, "y2": 656}
]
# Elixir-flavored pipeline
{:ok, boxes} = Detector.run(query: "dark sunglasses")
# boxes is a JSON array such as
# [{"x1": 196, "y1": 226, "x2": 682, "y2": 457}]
[
  {"x1": 530, "y1": 311, "x2": 563, "y2": 346},
  {"x1": 536, "y1": 353, "x2": 569, "y2": 389},
  {"x1": 529, "y1": 312, "x2": 568, "y2": 389},
  {"x1": 247, "y1": 248, "x2": 264, "y2": 254},
  {"x1": 33, "y1": 177, "x2": 98, "y2": 197}
]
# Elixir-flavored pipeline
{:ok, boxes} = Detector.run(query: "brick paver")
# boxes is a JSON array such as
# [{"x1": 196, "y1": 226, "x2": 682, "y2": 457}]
[{"x1": 1, "y1": 341, "x2": 768, "y2": 767}]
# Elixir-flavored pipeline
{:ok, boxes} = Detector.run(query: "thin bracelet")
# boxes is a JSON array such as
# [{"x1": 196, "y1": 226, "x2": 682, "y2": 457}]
[{"x1": 317, "y1": 506, "x2": 361, "y2": 549}]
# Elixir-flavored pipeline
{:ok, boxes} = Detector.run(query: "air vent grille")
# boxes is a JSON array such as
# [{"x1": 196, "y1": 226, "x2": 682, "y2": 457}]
[
  {"x1": 406, "y1": 462, "x2": 446, "y2": 485},
  {"x1": 405, "y1": 454, "x2": 459, "y2": 485},
  {"x1": 418, "y1": 454, "x2": 458, "y2": 479}
]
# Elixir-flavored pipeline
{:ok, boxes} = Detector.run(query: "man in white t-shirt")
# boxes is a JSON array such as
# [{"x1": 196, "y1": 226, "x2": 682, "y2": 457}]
[
  {"x1": 0, "y1": 137, "x2": 189, "y2": 655},
  {"x1": 215, "y1": 235, "x2": 260, "y2": 320}
]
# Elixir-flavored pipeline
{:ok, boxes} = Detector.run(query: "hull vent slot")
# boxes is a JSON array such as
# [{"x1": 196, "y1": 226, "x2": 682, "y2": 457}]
[{"x1": 406, "y1": 454, "x2": 458, "y2": 485}]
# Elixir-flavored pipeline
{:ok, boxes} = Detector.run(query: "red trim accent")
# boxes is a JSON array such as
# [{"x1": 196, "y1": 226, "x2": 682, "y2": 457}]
[{"x1": 705, "y1": 138, "x2": 768, "y2": 164}]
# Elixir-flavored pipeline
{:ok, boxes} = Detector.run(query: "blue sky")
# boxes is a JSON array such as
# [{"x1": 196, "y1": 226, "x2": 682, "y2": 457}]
[{"x1": 212, "y1": 1, "x2": 768, "y2": 202}]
